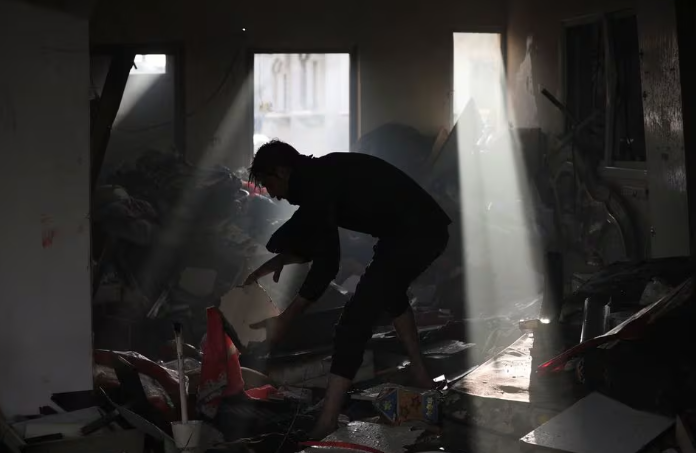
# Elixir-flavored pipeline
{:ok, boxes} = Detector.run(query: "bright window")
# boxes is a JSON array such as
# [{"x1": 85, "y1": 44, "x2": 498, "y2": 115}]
[
  {"x1": 253, "y1": 53, "x2": 351, "y2": 156},
  {"x1": 130, "y1": 54, "x2": 167, "y2": 75},
  {"x1": 452, "y1": 33, "x2": 505, "y2": 133}
]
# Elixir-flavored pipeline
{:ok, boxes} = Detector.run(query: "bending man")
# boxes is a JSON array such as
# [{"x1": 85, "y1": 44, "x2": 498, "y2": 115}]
[{"x1": 243, "y1": 140, "x2": 451, "y2": 439}]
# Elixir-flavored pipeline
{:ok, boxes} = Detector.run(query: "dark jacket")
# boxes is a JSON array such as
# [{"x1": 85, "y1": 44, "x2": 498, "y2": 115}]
[{"x1": 266, "y1": 152, "x2": 451, "y2": 301}]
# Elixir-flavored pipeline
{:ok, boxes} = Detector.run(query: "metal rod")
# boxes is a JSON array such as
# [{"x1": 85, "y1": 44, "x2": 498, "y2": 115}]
[{"x1": 173, "y1": 322, "x2": 188, "y2": 423}]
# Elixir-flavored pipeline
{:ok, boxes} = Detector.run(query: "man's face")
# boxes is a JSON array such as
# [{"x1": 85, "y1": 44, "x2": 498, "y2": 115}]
[{"x1": 257, "y1": 169, "x2": 290, "y2": 200}]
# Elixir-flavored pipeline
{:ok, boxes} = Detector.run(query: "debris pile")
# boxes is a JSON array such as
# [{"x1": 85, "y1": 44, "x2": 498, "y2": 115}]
[{"x1": 14, "y1": 106, "x2": 694, "y2": 453}]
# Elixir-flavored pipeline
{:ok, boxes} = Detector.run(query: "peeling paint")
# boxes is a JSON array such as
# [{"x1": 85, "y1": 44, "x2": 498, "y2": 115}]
[{"x1": 511, "y1": 35, "x2": 539, "y2": 128}]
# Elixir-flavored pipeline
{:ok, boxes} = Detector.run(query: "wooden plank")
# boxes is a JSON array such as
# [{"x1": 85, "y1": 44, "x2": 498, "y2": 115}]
[{"x1": 90, "y1": 50, "x2": 134, "y2": 188}]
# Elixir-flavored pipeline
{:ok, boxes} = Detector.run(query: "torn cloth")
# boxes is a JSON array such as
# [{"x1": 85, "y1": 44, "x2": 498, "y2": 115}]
[{"x1": 197, "y1": 307, "x2": 246, "y2": 420}]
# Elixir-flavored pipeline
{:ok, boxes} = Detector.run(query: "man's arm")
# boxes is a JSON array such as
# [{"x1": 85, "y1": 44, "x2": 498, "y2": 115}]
[
  {"x1": 296, "y1": 223, "x2": 340, "y2": 299},
  {"x1": 244, "y1": 253, "x2": 310, "y2": 285},
  {"x1": 280, "y1": 200, "x2": 341, "y2": 316},
  {"x1": 282, "y1": 226, "x2": 340, "y2": 320},
  {"x1": 253, "y1": 205, "x2": 341, "y2": 344}
]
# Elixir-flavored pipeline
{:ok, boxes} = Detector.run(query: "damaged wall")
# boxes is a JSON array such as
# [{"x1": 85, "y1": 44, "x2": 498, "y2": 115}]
[
  {"x1": 89, "y1": 0, "x2": 507, "y2": 170},
  {"x1": 0, "y1": 0, "x2": 93, "y2": 416},
  {"x1": 506, "y1": 0, "x2": 690, "y2": 259},
  {"x1": 506, "y1": 0, "x2": 635, "y2": 133},
  {"x1": 636, "y1": 0, "x2": 690, "y2": 258}
]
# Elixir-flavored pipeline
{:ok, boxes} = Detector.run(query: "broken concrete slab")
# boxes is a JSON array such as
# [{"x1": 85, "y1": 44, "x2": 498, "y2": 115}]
[{"x1": 519, "y1": 392, "x2": 674, "y2": 453}]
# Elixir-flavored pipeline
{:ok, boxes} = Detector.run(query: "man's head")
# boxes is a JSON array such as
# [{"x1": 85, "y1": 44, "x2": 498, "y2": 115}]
[{"x1": 249, "y1": 140, "x2": 303, "y2": 200}]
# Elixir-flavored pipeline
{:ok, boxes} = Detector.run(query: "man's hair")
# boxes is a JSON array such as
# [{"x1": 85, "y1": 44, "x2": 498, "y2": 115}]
[{"x1": 249, "y1": 139, "x2": 302, "y2": 185}]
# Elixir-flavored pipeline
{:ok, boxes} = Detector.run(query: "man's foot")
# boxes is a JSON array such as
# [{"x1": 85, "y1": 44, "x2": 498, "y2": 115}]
[
  {"x1": 308, "y1": 421, "x2": 338, "y2": 440},
  {"x1": 308, "y1": 374, "x2": 352, "y2": 439}
]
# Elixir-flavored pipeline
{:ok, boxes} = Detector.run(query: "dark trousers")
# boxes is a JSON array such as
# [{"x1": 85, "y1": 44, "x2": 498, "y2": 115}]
[{"x1": 330, "y1": 225, "x2": 450, "y2": 380}]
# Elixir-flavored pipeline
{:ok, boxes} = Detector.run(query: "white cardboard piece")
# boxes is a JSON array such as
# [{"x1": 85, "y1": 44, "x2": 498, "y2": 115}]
[{"x1": 520, "y1": 392, "x2": 674, "y2": 453}]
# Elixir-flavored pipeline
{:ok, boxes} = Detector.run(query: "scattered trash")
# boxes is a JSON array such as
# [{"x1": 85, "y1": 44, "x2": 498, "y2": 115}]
[
  {"x1": 171, "y1": 419, "x2": 203, "y2": 453},
  {"x1": 373, "y1": 386, "x2": 440, "y2": 425}
]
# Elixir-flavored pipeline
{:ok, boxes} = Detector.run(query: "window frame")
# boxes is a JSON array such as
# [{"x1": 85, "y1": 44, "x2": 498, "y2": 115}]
[
  {"x1": 450, "y1": 27, "x2": 507, "y2": 129},
  {"x1": 248, "y1": 47, "x2": 359, "y2": 160},
  {"x1": 561, "y1": 10, "x2": 647, "y2": 172}
]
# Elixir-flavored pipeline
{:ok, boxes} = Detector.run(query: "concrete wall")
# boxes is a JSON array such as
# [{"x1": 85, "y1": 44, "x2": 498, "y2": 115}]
[
  {"x1": 505, "y1": 0, "x2": 690, "y2": 259},
  {"x1": 90, "y1": 0, "x2": 507, "y2": 169},
  {"x1": 0, "y1": 0, "x2": 92, "y2": 417}
]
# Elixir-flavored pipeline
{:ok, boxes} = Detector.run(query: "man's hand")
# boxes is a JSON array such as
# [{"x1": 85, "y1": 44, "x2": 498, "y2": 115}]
[
  {"x1": 248, "y1": 294, "x2": 312, "y2": 344},
  {"x1": 243, "y1": 255, "x2": 286, "y2": 286},
  {"x1": 250, "y1": 312, "x2": 292, "y2": 344}
]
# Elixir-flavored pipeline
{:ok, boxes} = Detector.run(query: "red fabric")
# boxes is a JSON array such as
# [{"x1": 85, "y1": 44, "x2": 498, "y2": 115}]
[
  {"x1": 94, "y1": 350, "x2": 181, "y2": 401},
  {"x1": 245, "y1": 384, "x2": 278, "y2": 400},
  {"x1": 197, "y1": 308, "x2": 245, "y2": 419},
  {"x1": 93, "y1": 350, "x2": 180, "y2": 420}
]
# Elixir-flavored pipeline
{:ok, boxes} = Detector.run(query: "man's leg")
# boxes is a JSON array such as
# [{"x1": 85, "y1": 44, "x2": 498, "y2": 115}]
[
  {"x1": 311, "y1": 228, "x2": 449, "y2": 438},
  {"x1": 309, "y1": 374, "x2": 353, "y2": 439},
  {"x1": 385, "y1": 228, "x2": 450, "y2": 389},
  {"x1": 393, "y1": 306, "x2": 434, "y2": 389},
  {"x1": 310, "y1": 257, "x2": 387, "y2": 439}
]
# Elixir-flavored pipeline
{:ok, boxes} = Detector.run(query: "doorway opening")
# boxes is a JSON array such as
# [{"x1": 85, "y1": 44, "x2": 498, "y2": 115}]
[
  {"x1": 253, "y1": 53, "x2": 351, "y2": 156},
  {"x1": 452, "y1": 32, "x2": 505, "y2": 133}
]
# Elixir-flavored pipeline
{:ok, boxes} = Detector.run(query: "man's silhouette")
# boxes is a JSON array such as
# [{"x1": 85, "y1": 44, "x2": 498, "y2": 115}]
[{"x1": 243, "y1": 140, "x2": 451, "y2": 439}]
